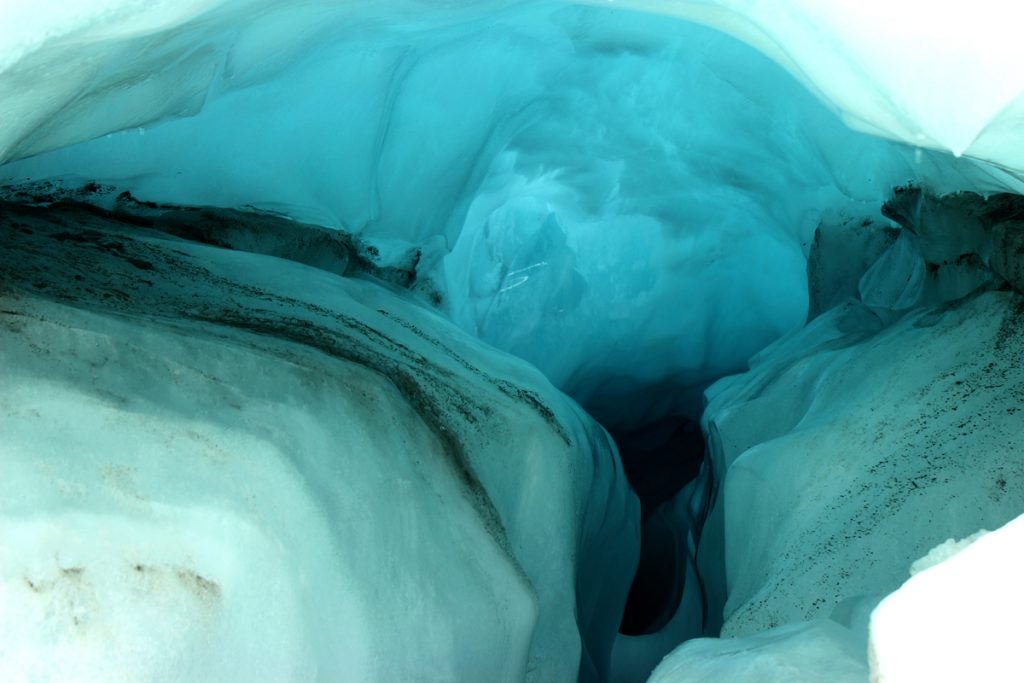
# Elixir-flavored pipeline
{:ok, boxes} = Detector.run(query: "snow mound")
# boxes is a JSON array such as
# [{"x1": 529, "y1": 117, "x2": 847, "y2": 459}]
[{"x1": 869, "y1": 513, "x2": 1024, "y2": 683}]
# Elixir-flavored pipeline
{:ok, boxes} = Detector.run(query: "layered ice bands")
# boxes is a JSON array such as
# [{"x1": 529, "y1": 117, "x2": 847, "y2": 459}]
[{"x1": 0, "y1": 201, "x2": 637, "y2": 682}]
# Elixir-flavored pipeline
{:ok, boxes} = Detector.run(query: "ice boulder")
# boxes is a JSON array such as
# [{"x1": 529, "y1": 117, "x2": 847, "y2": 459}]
[{"x1": 0, "y1": 198, "x2": 638, "y2": 682}]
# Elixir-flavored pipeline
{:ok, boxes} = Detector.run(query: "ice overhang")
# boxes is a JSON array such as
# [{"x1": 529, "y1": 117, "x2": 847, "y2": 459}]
[{"x1": 3, "y1": 0, "x2": 1024, "y2": 182}]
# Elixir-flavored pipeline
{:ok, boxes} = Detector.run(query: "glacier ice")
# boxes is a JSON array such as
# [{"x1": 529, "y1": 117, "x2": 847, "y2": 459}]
[
  {"x1": 0, "y1": 200, "x2": 637, "y2": 682},
  {"x1": 649, "y1": 284, "x2": 1024, "y2": 681},
  {"x1": 1, "y1": 1, "x2": 990, "y2": 431},
  {"x1": 647, "y1": 619, "x2": 867, "y2": 683},
  {"x1": 708, "y1": 289, "x2": 1024, "y2": 636},
  {"x1": 6, "y1": 0, "x2": 1024, "y2": 183},
  {"x1": 573, "y1": 0, "x2": 1024, "y2": 183},
  {"x1": 2, "y1": 0, "x2": 1024, "y2": 681}
]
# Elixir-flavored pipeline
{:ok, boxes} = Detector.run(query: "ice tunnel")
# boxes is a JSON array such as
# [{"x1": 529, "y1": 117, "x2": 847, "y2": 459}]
[{"x1": 1, "y1": 1, "x2": 1024, "y2": 681}]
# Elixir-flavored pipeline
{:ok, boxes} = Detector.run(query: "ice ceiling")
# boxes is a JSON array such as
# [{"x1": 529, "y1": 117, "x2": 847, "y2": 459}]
[
  {"x1": 2, "y1": 1, "x2": 1024, "y2": 682},
  {"x1": 4, "y1": 0, "x2": 1024, "y2": 430}
]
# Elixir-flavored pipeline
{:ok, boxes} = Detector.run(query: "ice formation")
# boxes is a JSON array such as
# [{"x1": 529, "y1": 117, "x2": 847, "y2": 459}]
[
  {"x1": 2, "y1": 0, "x2": 1016, "y2": 429},
  {"x1": 705, "y1": 289, "x2": 1024, "y2": 637},
  {"x1": 0, "y1": 201, "x2": 636, "y2": 681},
  {"x1": 2, "y1": 1, "x2": 1024, "y2": 682},
  {"x1": 574, "y1": 0, "x2": 1024, "y2": 180}
]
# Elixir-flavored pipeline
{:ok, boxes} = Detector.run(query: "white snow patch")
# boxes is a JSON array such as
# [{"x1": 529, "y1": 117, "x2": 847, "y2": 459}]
[{"x1": 869, "y1": 513, "x2": 1024, "y2": 683}]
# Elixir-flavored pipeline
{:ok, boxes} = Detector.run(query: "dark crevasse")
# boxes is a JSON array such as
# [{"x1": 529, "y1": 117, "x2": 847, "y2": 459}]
[{"x1": 614, "y1": 417, "x2": 704, "y2": 637}]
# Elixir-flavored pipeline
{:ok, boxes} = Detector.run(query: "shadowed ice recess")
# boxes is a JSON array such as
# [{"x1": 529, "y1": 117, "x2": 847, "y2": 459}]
[{"x1": 2, "y1": 1, "x2": 1024, "y2": 682}]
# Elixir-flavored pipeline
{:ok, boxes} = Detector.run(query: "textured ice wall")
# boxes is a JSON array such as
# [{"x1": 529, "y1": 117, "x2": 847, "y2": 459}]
[
  {"x1": 708, "y1": 292, "x2": 1024, "y2": 637},
  {"x1": 648, "y1": 285, "x2": 1024, "y2": 681},
  {"x1": 572, "y1": 0, "x2": 1024, "y2": 185},
  {"x1": 2, "y1": 0, "x2": 982, "y2": 430},
  {"x1": 0, "y1": 200, "x2": 637, "y2": 682},
  {"x1": 6, "y1": 0, "x2": 1024, "y2": 180},
  {"x1": 438, "y1": 17, "x2": 916, "y2": 428}
]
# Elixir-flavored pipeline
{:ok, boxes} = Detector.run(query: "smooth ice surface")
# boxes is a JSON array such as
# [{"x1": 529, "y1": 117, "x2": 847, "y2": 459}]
[
  {"x1": 647, "y1": 619, "x2": 866, "y2": 683},
  {"x1": 0, "y1": 203, "x2": 638, "y2": 682},
  {"x1": 869, "y1": 514, "x2": 1024, "y2": 683},
  {"x1": 574, "y1": 0, "x2": 1024, "y2": 182}
]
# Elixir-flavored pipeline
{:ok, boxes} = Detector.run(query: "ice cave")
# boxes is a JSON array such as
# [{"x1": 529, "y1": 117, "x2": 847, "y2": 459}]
[{"x1": 1, "y1": 1, "x2": 1023, "y2": 681}]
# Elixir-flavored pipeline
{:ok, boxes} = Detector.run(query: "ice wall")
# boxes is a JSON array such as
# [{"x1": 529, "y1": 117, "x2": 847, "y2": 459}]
[
  {"x1": 438, "y1": 20, "x2": 905, "y2": 429},
  {"x1": 648, "y1": 286, "x2": 1024, "y2": 682},
  {"x1": 0, "y1": 199, "x2": 638, "y2": 682},
  {"x1": 2, "y1": 0, "x2": 996, "y2": 432}
]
